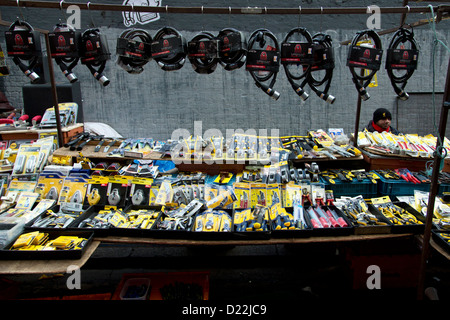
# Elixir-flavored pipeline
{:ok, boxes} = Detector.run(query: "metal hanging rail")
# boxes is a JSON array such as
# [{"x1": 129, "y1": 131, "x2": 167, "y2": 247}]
[{"x1": 0, "y1": 0, "x2": 446, "y2": 15}]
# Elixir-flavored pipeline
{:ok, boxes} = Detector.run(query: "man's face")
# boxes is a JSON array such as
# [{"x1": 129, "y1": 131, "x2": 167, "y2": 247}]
[{"x1": 376, "y1": 118, "x2": 391, "y2": 130}]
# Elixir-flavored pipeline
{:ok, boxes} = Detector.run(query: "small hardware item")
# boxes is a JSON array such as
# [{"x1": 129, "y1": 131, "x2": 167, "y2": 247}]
[
  {"x1": 87, "y1": 188, "x2": 101, "y2": 206},
  {"x1": 46, "y1": 186, "x2": 59, "y2": 200},
  {"x1": 13, "y1": 154, "x2": 26, "y2": 174},
  {"x1": 246, "y1": 28, "x2": 281, "y2": 100},
  {"x1": 108, "y1": 188, "x2": 121, "y2": 206},
  {"x1": 116, "y1": 28, "x2": 152, "y2": 74},
  {"x1": 5, "y1": 19, "x2": 41, "y2": 83},
  {"x1": 346, "y1": 29, "x2": 383, "y2": 101},
  {"x1": 385, "y1": 27, "x2": 419, "y2": 100},
  {"x1": 188, "y1": 31, "x2": 219, "y2": 74},
  {"x1": 151, "y1": 27, "x2": 187, "y2": 71},
  {"x1": 70, "y1": 190, "x2": 83, "y2": 204},
  {"x1": 80, "y1": 28, "x2": 111, "y2": 86},
  {"x1": 48, "y1": 22, "x2": 81, "y2": 83},
  {"x1": 131, "y1": 189, "x2": 145, "y2": 205},
  {"x1": 281, "y1": 27, "x2": 314, "y2": 101},
  {"x1": 217, "y1": 28, "x2": 247, "y2": 71}
]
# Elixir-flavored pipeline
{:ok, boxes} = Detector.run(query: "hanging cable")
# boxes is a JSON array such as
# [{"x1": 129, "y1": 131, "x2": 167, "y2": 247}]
[
  {"x1": 217, "y1": 27, "x2": 247, "y2": 71},
  {"x1": 4, "y1": 19, "x2": 41, "y2": 83},
  {"x1": 281, "y1": 27, "x2": 314, "y2": 101},
  {"x1": 80, "y1": 28, "x2": 111, "y2": 86},
  {"x1": 116, "y1": 28, "x2": 152, "y2": 74},
  {"x1": 246, "y1": 28, "x2": 281, "y2": 100},
  {"x1": 346, "y1": 29, "x2": 383, "y2": 101},
  {"x1": 188, "y1": 31, "x2": 219, "y2": 74},
  {"x1": 307, "y1": 32, "x2": 336, "y2": 104},
  {"x1": 49, "y1": 22, "x2": 81, "y2": 83},
  {"x1": 385, "y1": 27, "x2": 419, "y2": 100},
  {"x1": 151, "y1": 26, "x2": 187, "y2": 71}
]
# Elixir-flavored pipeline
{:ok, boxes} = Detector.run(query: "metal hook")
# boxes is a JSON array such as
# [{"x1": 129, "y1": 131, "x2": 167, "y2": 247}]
[
  {"x1": 59, "y1": 0, "x2": 68, "y2": 22},
  {"x1": 87, "y1": 1, "x2": 96, "y2": 28},
  {"x1": 320, "y1": 6, "x2": 323, "y2": 32},
  {"x1": 16, "y1": 0, "x2": 25, "y2": 22},
  {"x1": 298, "y1": 5, "x2": 302, "y2": 27},
  {"x1": 264, "y1": 6, "x2": 267, "y2": 28}
]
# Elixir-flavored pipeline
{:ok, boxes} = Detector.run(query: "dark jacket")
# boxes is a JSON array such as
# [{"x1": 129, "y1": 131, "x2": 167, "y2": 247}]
[{"x1": 366, "y1": 120, "x2": 400, "y2": 135}]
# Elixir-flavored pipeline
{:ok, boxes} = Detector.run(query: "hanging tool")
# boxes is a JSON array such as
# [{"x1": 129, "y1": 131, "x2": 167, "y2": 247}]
[
  {"x1": 5, "y1": 19, "x2": 41, "y2": 83},
  {"x1": 48, "y1": 22, "x2": 81, "y2": 83},
  {"x1": 385, "y1": 27, "x2": 419, "y2": 100},
  {"x1": 188, "y1": 31, "x2": 219, "y2": 74},
  {"x1": 246, "y1": 28, "x2": 281, "y2": 100},
  {"x1": 80, "y1": 28, "x2": 111, "y2": 86},
  {"x1": 281, "y1": 27, "x2": 314, "y2": 101},
  {"x1": 307, "y1": 32, "x2": 336, "y2": 104},
  {"x1": 217, "y1": 27, "x2": 247, "y2": 71},
  {"x1": 116, "y1": 28, "x2": 152, "y2": 74},
  {"x1": 347, "y1": 29, "x2": 383, "y2": 100},
  {"x1": 151, "y1": 26, "x2": 187, "y2": 71}
]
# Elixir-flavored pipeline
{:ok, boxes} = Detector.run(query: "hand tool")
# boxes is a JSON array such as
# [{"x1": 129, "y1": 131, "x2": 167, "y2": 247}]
[
  {"x1": 103, "y1": 139, "x2": 118, "y2": 153},
  {"x1": 76, "y1": 135, "x2": 103, "y2": 151}
]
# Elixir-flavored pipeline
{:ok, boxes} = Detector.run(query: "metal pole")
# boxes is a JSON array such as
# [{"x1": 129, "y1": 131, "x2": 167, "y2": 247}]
[
  {"x1": 0, "y1": 0, "x2": 441, "y2": 15},
  {"x1": 43, "y1": 32, "x2": 63, "y2": 147},
  {"x1": 417, "y1": 56, "x2": 450, "y2": 300}
]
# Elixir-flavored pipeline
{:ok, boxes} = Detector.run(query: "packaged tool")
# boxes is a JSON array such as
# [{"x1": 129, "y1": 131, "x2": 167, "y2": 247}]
[
  {"x1": 48, "y1": 22, "x2": 81, "y2": 83},
  {"x1": 5, "y1": 20, "x2": 42, "y2": 83},
  {"x1": 194, "y1": 209, "x2": 232, "y2": 232}
]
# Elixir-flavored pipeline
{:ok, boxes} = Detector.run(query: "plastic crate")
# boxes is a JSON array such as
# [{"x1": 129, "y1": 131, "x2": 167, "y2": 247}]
[
  {"x1": 320, "y1": 177, "x2": 378, "y2": 198},
  {"x1": 375, "y1": 174, "x2": 430, "y2": 196}
]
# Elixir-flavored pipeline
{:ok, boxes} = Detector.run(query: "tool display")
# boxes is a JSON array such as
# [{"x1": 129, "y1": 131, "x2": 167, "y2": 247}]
[
  {"x1": 385, "y1": 27, "x2": 419, "y2": 100},
  {"x1": 347, "y1": 29, "x2": 383, "y2": 101},
  {"x1": 246, "y1": 28, "x2": 281, "y2": 100},
  {"x1": 80, "y1": 28, "x2": 111, "y2": 86},
  {"x1": 151, "y1": 27, "x2": 187, "y2": 71},
  {"x1": 4, "y1": 19, "x2": 41, "y2": 83},
  {"x1": 116, "y1": 28, "x2": 152, "y2": 74},
  {"x1": 48, "y1": 22, "x2": 81, "y2": 83}
]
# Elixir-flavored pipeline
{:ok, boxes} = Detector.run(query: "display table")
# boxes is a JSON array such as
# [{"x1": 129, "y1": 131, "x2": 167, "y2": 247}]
[
  {"x1": 361, "y1": 150, "x2": 446, "y2": 172},
  {"x1": 0, "y1": 123, "x2": 84, "y2": 146}
]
